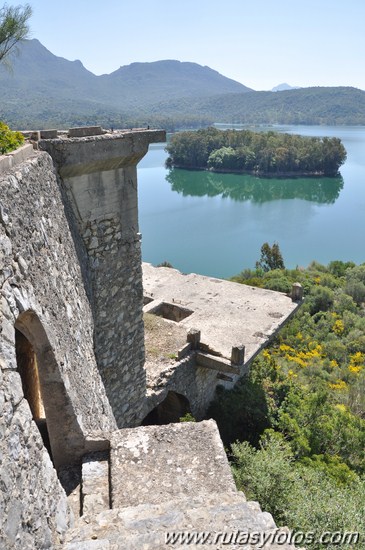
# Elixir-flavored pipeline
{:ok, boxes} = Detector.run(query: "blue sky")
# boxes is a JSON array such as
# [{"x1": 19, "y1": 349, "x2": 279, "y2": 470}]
[{"x1": 7, "y1": 0, "x2": 365, "y2": 90}]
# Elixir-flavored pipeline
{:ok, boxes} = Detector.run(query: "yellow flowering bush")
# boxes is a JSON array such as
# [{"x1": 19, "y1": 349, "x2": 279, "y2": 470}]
[{"x1": 332, "y1": 319, "x2": 344, "y2": 334}]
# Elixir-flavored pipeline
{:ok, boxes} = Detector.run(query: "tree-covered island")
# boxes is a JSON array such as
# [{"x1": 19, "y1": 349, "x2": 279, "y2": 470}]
[{"x1": 166, "y1": 127, "x2": 347, "y2": 177}]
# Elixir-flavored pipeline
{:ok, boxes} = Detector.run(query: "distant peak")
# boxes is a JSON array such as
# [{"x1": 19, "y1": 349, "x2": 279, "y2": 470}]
[{"x1": 271, "y1": 83, "x2": 301, "y2": 92}]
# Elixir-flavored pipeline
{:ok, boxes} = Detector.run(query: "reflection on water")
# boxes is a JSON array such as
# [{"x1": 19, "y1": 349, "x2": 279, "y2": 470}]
[
  {"x1": 166, "y1": 168, "x2": 344, "y2": 205},
  {"x1": 138, "y1": 125, "x2": 365, "y2": 277}
]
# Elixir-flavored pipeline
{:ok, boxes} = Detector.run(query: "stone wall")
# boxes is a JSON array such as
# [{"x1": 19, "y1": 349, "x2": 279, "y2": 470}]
[
  {"x1": 145, "y1": 354, "x2": 221, "y2": 421},
  {"x1": 0, "y1": 151, "x2": 117, "y2": 548},
  {"x1": 39, "y1": 130, "x2": 165, "y2": 427},
  {"x1": 61, "y1": 165, "x2": 146, "y2": 428}
]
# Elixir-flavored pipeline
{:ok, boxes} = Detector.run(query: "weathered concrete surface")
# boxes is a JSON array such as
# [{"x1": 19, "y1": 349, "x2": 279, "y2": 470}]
[
  {"x1": 64, "y1": 493, "x2": 296, "y2": 550},
  {"x1": 82, "y1": 452, "x2": 110, "y2": 516},
  {"x1": 110, "y1": 420, "x2": 236, "y2": 508},
  {"x1": 143, "y1": 262, "x2": 300, "y2": 363},
  {"x1": 39, "y1": 130, "x2": 166, "y2": 428},
  {"x1": 39, "y1": 129, "x2": 166, "y2": 177}
]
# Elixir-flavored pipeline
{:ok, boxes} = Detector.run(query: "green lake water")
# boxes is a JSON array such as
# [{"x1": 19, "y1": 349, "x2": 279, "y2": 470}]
[{"x1": 138, "y1": 125, "x2": 365, "y2": 279}]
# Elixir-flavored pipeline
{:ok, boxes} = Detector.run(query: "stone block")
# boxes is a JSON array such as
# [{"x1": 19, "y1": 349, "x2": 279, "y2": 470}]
[
  {"x1": 68, "y1": 126, "x2": 103, "y2": 138},
  {"x1": 40, "y1": 129, "x2": 58, "y2": 139},
  {"x1": 110, "y1": 420, "x2": 236, "y2": 509}
]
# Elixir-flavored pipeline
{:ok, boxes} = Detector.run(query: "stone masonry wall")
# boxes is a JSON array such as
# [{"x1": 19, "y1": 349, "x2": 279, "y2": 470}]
[
  {"x1": 39, "y1": 130, "x2": 166, "y2": 428},
  {"x1": 146, "y1": 353, "x2": 221, "y2": 421},
  {"x1": 85, "y1": 210, "x2": 145, "y2": 427},
  {"x1": 0, "y1": 151, "x2": 117, "y2": 548},
  {"x1": 51, "y1": 164, "x2": 146, "y2": 428}
]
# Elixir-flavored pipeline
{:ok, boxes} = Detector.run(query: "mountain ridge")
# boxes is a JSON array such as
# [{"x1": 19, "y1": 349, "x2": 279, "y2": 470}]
[{"x1": 1, "y1": 39, "x2": 365, "y2": 129}]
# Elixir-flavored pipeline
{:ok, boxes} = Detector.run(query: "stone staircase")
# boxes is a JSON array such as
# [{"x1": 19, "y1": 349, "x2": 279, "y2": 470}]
[{"x1": 61, "y1": 421, "x2": 297, "y2": 549}]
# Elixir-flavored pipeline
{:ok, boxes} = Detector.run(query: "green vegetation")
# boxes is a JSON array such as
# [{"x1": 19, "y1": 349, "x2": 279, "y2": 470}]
[
  {"x1": 256, "y1": 242, "x2": 285, "y2": 271},
  {"x1": 166, "y1": 127, "x2": 346, "y2": 176},
  {"x1": 0, "y1": 3, "x2": 32, "y2": 65},
  {"x1": 0, "y1": 120, "x2": 24, "y2": 153},
  {"x1": 0, "y1": 4, "x2": 30, "y2": 154},
  {"x1": 208, "y1": 257, "x2": 365, "y2": 547},
  {"x1": 179, "y1": 413, "x2": 196, "y2": 423},
  {"x1": 158, "y1": 86, "x2": 365, "y2": 126}
]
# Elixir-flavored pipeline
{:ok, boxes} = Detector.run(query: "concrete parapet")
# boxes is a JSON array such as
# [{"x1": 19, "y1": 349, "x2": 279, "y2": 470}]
[
  {"x1": 196, "y1": 352, "x2": 241, "y2": 374},
  {"x1": 39, "y1": 129, "x2": 166, "y2": 177},
  {"x1": 0, "y1": 143, "x2": 34, "y2": 174},
  {"x1": 40, "y1": 129, "x2": 58, "y2": 139},
  {"x1": 68, "y1": 126, "x2": 104, "y2": 138}
]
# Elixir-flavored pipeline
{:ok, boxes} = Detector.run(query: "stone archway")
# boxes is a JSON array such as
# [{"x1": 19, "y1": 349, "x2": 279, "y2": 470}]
[
  {"x1": 15, "y1": 328, "x2": 52, "y2": 460},
  {"x1": 15, "y1": 310, "x2": 85, "y2": 468},
  {"x1": 142, "y1": 391, "x2": 191, "y2": 425}
]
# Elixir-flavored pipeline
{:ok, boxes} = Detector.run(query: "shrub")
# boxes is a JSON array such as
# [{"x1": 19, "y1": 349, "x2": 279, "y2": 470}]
[
  {"x1": 232, "y1": 432, "x2": 365, "y2": 549},
  {"x1": 0, "y1": 121, "x2": 24, "y2": 154}
]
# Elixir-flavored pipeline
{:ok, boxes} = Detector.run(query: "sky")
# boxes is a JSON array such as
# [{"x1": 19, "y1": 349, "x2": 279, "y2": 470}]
[{"x1": 5, "y1": 0, "x2": 365, "y2": 91}]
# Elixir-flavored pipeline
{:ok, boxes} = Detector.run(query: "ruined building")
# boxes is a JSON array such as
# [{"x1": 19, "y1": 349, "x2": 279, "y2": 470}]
[{"x1": 0, "y1": 127, "x2": 301, "y2": 549}]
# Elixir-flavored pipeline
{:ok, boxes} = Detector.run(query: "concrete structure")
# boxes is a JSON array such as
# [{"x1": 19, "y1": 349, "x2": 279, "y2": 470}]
[
  {"x1": 142, "y1": 262, "x2": 301, "y2": 420},
  {"x1": 0, "y1": 128, "x2": 301, "y2": 549}
]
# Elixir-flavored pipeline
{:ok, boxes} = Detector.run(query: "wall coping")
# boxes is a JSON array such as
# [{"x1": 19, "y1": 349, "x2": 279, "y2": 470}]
[{"x1": 0, "y1": 143, "x2": 35, "y2": 175}]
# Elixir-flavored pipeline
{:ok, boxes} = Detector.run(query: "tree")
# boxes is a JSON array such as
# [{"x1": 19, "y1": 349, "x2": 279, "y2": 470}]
[
  {"x1": 256, "y1": 242, "x2": 285, "y2": 272},
  {"x1": 0, "y1": 3, "x2": 32, "y2": 65}
]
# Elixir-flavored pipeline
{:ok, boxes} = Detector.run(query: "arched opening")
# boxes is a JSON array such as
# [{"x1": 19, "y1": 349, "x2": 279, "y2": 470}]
[
  {"x1": 15, "y1": 328, "x2": 52, "y2": 461},
  {"x1": 142, "y1": 391, "x2": 191, "y2": 425},
  {"x1": 14, "y1": 310, "x2": 85, "y2": 469}
]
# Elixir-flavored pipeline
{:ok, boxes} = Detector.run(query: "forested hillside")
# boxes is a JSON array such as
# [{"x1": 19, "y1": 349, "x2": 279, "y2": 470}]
[
  {"x1": 1, "y1": 39, "x2": 365, "y2": 129},
  {"x1": 156, "y1": 86, "x2": 365, "y2": 126},
  {"x1": 209, "y1": 256, "x2": 365, "y2": 549}
]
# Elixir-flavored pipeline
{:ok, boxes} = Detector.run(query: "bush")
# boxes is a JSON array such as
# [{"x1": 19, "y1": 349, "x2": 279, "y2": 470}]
[
  {"x1": 344, "y1": 280, "x2": 365, "y2": 305},
  {"x1": 0, "y1": 121, "x2": 24, "y2": 154},
  {"x1": 232, "y1": 432, "x2": 365, "y2": 549},
  {"x1": 307, "y1": 286, "x2": 334, "y2": 315}
]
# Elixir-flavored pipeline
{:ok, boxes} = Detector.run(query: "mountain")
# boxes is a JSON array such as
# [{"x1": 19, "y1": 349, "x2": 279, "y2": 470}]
[
  {"x1": 271, "y1": 83, "x2": 301, "y2": 92},
  {"x1": 0, "y1": 39, "x2": 252, "y2": 127},
  {"x1": 1, "y1": 39, "x2": 365, "y2": 130}
]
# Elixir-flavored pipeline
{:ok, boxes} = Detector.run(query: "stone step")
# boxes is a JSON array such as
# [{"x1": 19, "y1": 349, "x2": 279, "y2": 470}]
[
  {"x1": 81, "y1": 451, "x2": 110, "y2": 517},
  {"x1": 109, "y1": 421, "x2": 237, "y2": 509},
  {"x1": 63, "y1": 492, "x2": 297, "y2": 549}
]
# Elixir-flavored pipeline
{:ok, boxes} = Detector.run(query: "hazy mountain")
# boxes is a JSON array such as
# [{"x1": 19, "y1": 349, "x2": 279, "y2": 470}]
[
  {"x1": 1, "y1": 39, "x2": 364, "y2": 130},
  {"x1": 0, "y1": 39, "x2": 252, "y2": 117},
  {"x1": 271, "y1": 83, "x2": 301, "y2": 92}
]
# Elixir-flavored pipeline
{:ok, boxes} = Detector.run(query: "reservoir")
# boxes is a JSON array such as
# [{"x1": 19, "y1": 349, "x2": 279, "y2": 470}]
[{"x1": 138, "y1": 125, "x2": 365, "y2": 279}]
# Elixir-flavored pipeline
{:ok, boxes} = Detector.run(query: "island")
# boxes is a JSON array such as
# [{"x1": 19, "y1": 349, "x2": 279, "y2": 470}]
[{"x1": 166, "y1": 127, "x2": 347, "y2": 177}]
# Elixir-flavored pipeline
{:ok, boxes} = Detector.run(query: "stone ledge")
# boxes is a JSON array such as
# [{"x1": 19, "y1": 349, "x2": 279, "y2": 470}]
[
  {"x1": 110, "y1": 420, "x2": 237, "y2": 509},
  {"x1": 196, "y1": 351, "x2": 241, "y2": 374},
  {"x1": 0, "y1": 143, "x2": 34, "y2": 175}
]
